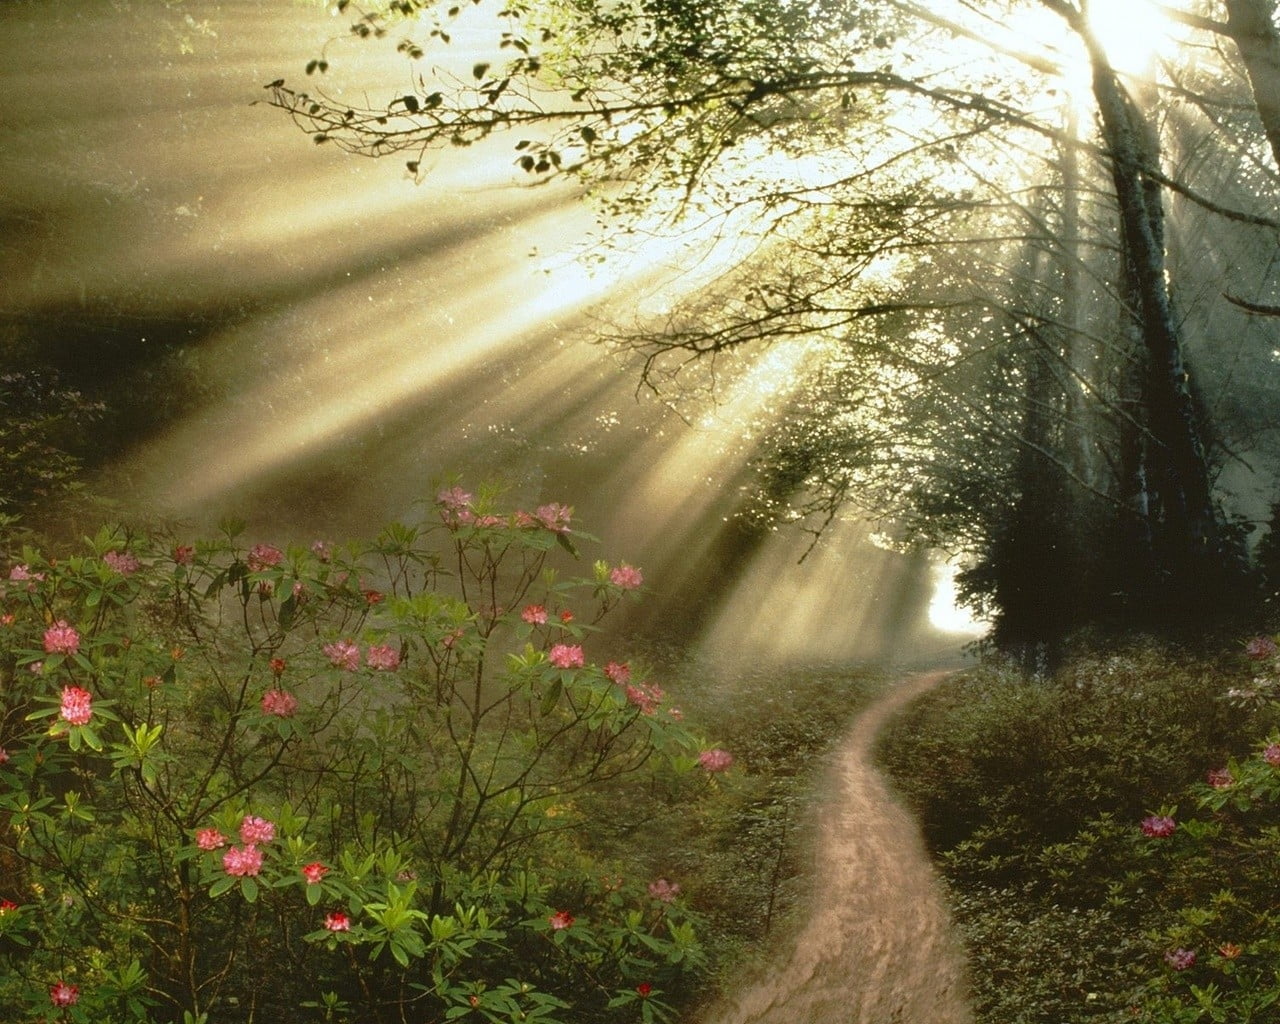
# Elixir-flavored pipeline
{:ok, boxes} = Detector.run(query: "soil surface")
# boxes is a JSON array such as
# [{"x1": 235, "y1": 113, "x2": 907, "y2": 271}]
[{"x1": 701, "y1": 670, "x2": 973, "y2": 1024}]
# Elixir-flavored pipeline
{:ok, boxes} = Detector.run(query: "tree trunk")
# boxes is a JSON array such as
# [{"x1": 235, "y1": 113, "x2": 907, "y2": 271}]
[
  {"x1": 1084, "y1": 42, "x2": 1222, "y2": 577},
  {"x1": 1225, "y1": 0, "x2": 1280, "y2": 171}
]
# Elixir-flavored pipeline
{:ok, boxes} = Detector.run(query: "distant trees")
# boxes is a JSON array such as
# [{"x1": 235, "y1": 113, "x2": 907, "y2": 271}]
[{"x1": 270, "y1": 0, "x2": 1280, "y2": 654}]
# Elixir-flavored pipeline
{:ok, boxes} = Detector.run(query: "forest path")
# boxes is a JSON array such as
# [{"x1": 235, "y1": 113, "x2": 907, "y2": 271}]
[{"x1": 700, "y1": 670, "x2": 972, "y2": 1024}]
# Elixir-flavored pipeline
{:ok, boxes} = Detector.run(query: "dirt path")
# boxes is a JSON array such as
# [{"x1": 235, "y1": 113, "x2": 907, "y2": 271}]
[{"x1": 700, "y1": 670, "x2": 972, "y2": 1024}]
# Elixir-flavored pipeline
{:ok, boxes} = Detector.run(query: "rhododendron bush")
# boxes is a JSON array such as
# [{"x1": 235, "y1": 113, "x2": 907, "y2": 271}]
[{"x1": 0, "y1": 488, "x2": 724, "y2": 1023}]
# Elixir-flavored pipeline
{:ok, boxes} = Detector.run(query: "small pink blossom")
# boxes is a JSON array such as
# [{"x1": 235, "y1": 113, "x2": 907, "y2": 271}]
[
  {"x1": 28, "y1": 661, "x2": 43, "y2": 676},
  {"x1": 49, "y1": 980, "x2": 79, "y2": 1007},
  {"x1": 668, "y1": 707, "x2": 684, "y2": 721},
  {"x1": 436, "y1": 486, "x2": 473, "y2": 512},
  {"x1": 310, "y1": 540, "x2": 332, "y2": 562},
  {"x1": 1264, "y1": 743, "x2": 1280, "y2": 766},
  {"x1": 476, "y1": 514, "x2": 505, "y2": 528},
  {"x1": 636, "y1": 982, "x2": 653, "y2": 998},
  {"x1": 261, "y1": 689, "x2": 299, "y2": 718},
  {"x1": 324, "y1": 910, "x2": 350, "y2": 931},
  {"x1": 0, "y1": 747, "x2": 8, "y2": 765},
  {"x1": 270, "y1": 657, "x2": 287, "y2": 677},
  {"x1": 522, "y1": 604, "x2": 548, "y2": 626},
  {"x1": 548, "y1": 909, "x2": 575, "y2": 930},
  {"x1": 43, "y1": 620, "x2": 80, "y2": 656},
  {"x1": 59, "y1": 686, "x2": 93, "y2": 727},
  {"x1": 535, "y1": 503, "x2": 572, "y2": 533},
  {"x1": 1164, "y1": 948, "x2": 1196, "y2": 971},
  {"x1": 362, "y1": 588, "x2": 384, "y2": 606},
  {"x1": 173, "y1": 544, "x2": 195, "y2": 565},
  {"x1": 609, "y1": 564, "x2": 644, "y2": 589},
  {"x1": 1141, "y1": 815, "x2": 1176, "y2": 838},
  {"x1": 0, "y1": 613, "x2": 13, "y2": 626},
  {"x1": 292, "y1": 580, "x2": 307, "y2": 600},
  {"x1": 1245, "y1": 636, "x2": 1277, "y2": 660},
  {"x1": 8, "y1": 564, "x2": 40, "y2": 582},
  {"x1": 548, "y1": 644, "x2": 584, "y2": 669},
  {"x1": 1207, "y1": 767, "x2": 1233, "y2": 789},
  {"x1": 366, "y1": 644, "x2": 400, "y2": 671},
  {"x1": 222, "y1": 844, "x2": 263, "y2": 877},
  {"x1": 103, "y1": 550, "x2": 140, "y2": 575},
  {"x1": 323, "y1": 640, "x2": 361, "y2": 671},
  {"x1": 302, "y1": 862, "x2": 329, "y2": 885},
  {"x1": 626, "y1": 682, "x2": 665, "y2": 715},
  {"x1": 647, "y1": 878, "x2": 680, "y2": 903},
  {"x1": 247, "y1": 544, "x2": 284, "y2": 572},
  {"x1": 559, "y1": 609, "x2": 574, "y2": 623},
  {"x1": 604, "y1": 661, "x2": 631, "y2": 685},
  {"x1": 196, "y1": 828, "x2": 227, "y2": 851},
  {"x1": 240, "y1": 815, "x2": 275, "y2": 845},
  {"x1": 699, "y1": 749, "x2": 734, "y2": 773},
  {"x1": 513, "y1": 510, "x2": 538, "y2": 528},
  {"x1": 0, "y1": 898, "x2": 17, "y2": 913}
]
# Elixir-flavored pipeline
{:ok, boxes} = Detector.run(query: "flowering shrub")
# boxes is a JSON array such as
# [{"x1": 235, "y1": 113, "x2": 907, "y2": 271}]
[
  {"x1": 0, "y1": 491, "x2": 722, "y2": 1022},
  {"x1": 880, "y1": 644, "x2": 1280, "y2": 1023}
]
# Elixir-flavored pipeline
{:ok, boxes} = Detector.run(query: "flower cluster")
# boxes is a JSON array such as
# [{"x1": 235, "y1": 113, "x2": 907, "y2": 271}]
[
  {"x1": 261, "y1": 689, "x2": 299, "y2": 718},
  {"x1": 59, "y1": 686, "x2": 93, "y2": 727},
  {"x1": 103, "y1": 550, "x2": 140, "y2": 574},
  {"x1": 625, "y1": 681, "x2": 665, "y2": 715},
  {"x1": 1140, "y1": 815, "x2": 1176, "y2": 838},
  {"x1": 44, "y1": 621, "x2": 80, "y2": 656},
  {"x1": 247, "y1": 543, "x2": 284, "y2": 572},
  {"x1": 548, "y1": 644, "x2": 585, "y2": 669},
  {"x1": 609, "y1": 563, "x2": 643, "y2": 589},
  {"x1": 698, "y1": 748, "x2": 734, "y2": 773}
]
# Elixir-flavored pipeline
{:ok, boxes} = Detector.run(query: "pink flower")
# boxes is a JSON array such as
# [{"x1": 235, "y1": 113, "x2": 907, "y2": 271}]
[
  {"x1": 699, "y1": 749, "x2": 734, "y2": 773},
  {"x1": 366, "y1": 644, "x2": 401, "y2": 671},
  {"x1": 1141, "y1": 815, "x2": 1176, "y2": 838},
  {"x1": 324, "y1": 910, "x2": 350, "y2": 931},
  {"x1": 59, "y1": 686, "x2": 92, "y2": 727},
  {"x1": 222, "y1": 844, "x2": 263, "y2": 877},
  {"x1": 604, "y1": 661, "x2": 631, "y2": 685},
  {"x1": 1264, "y1": 743, "x2": 1280, "y2": 766},
  {"x1": 43, "y1": 621, "x2": 80, "y2": 656},
  {"x1": 1164, "y1": 948, "x2": 1196, "y2": 971},
  {"x1": 548, "y1": 909, "x2": 575, "y2": 930},
  {"x1": 535, "y1": 503, "x2": 572, "y2": 532},
  {"x1": 668, "y1": 707, "x2": 684, "y2": 721},
  {"x1": 647, "y1": 878, "x2": 680, "y2": 903},
  {"x1": 302, "y1": 862, "x2": 329, "y2": 885},
  {"x1": 49, "y1": 980, "x2": 79, "y2": 1007},
  {"x1": 270, "y1": 657, "x2": 287, "y2": 677},
  {"x1": 310, "y1": 540, "x2": 332, "y2": 562},
  {"x1": 247, "y1": 544, "x2": 284, "y2": 572},
  {"x1": 103, "y1": 550, "x2": 140, "y2": 575},
  {"x1": 522, "y1": 604, "x2": 548, "y2": 625},
  {"x1": 0, "y1": 898, "x2": 18, "y2": 914},
  {"x1": 196, "y1": 828, "x2": 227, "y2": 851},
  {"x1": 8, "y1": 564, "x2": 41, "y2": 582},
  {"x1": 362, "y1": 588, "x2": 384, "y2": 606},
  {"x1": 609, "y1": 564, "x2": 643, "y2": 589},
  {"x1": 1207, "y1": 767, "x2": 1233, "y2": 789},
  {"x1": 173, "y1": 544, "x2": 195, "y2": 565},
  {"x1": 261, "y1": 689, "x2": 299, "y2": 718},
  {"x1": 548, "y1": 644, "x2": 584, "y2": 669},
  {"x1": 559, "y1": 609, "x2": 574, "y2": 623},
  {"x1": 437, "y1": 486, "x2": 473, "y2": 511},
  {"x1": 0, "y1": 747, "x2": 8, "y2": 765},
  {"x1": 626, "y1": 682, "x2": 665, "y2": 715},
  {"x1": 323, "y1": 640, "x2": 361, "y2": 671},
  {"x1": 239, "y1": 815, "x2": 275, "y2": 845},
  {"x1": 1245, "y1": 636, "x2": 1277, "y2": 660},
  {"x1": 636, "y1": 982, "x2": 653, "y2": 998}
]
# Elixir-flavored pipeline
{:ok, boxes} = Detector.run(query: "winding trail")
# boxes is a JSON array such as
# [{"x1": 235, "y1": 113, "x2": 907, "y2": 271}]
[{"x1": 701, "y1": 670, "x2": 973, "y2": 1024}]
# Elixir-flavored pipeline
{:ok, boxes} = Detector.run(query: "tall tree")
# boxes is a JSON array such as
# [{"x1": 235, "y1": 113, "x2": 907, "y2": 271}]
[{"x1": 269, "y1": 0, "x2": 1280, "y2": 644}]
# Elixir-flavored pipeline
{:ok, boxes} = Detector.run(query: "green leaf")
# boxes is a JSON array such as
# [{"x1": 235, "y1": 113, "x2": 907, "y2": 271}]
[{"x1": 241, "y1": 877, "x2": 259, "y2": 903}]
